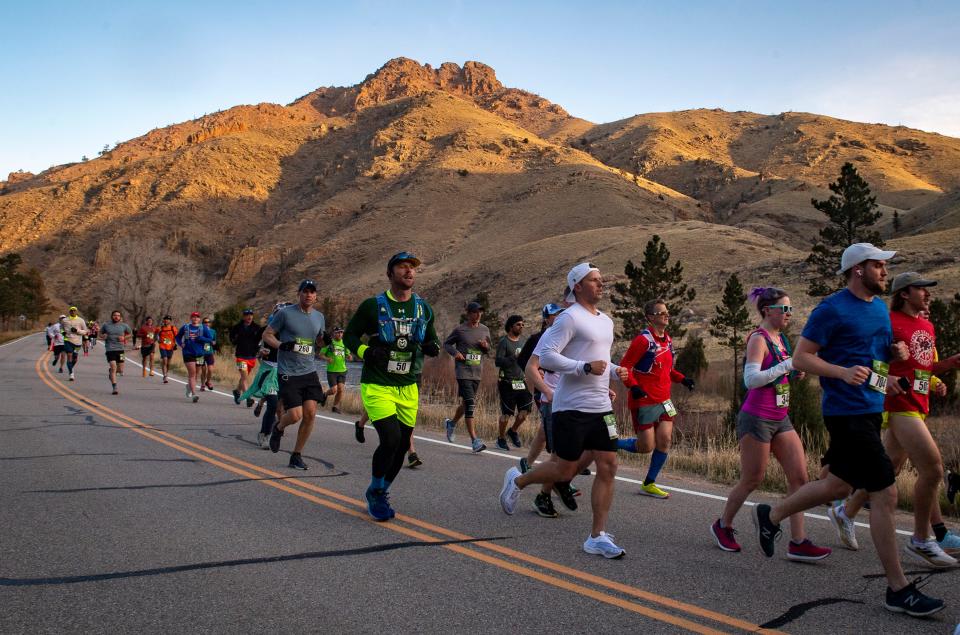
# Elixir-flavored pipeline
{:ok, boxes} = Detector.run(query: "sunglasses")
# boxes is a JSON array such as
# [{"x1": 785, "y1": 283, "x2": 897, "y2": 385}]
[
  {"x1": 768, "y1": 305, "x2": 793, "y2": 314},
  {"x1": 647, "y1": 311, "x2": 670, "y2": 317},
  {"x1": 202, "y1": 320, "x2": 211, "y2": 324}
]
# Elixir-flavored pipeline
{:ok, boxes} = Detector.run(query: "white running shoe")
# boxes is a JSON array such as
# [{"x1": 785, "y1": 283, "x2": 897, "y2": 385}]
[
  {"x1": 257, "y1": 433, "x2": 268, "y2": 448},
  {"x1": 499, "y1": 467, "x2": 521, "y2": 514},
  {"x1": 906, "y1": 538, "x2": 958, "y2": 568},
  {"x1": 827, "y1": 503, "x2": 859, "y2": 551},
  {"x1": 583, "y1": 531, "x2": 625, "y2": 559},
  {"x1": 69, "y1": 372, "x2": 75, "y2": 381}
]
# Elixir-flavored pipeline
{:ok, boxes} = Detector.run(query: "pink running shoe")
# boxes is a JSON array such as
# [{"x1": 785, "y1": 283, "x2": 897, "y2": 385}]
[
  {"x1": 711, "y1": 519, "x2": 741, "y2": 552},
  {"x1": 787, "y1": 539, "x2": 832, "y2": 562}
]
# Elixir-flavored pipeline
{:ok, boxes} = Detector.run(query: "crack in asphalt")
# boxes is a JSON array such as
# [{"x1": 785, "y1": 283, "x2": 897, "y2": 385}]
[
  {"x1": 25, "y1": 472, "x2": 350, "y2": 493},
  {"x1": 760, "y1": 598, "x2": 866, "y2": 628},
  {"x1": 0, "y1": 536, "x2": 508, "y2": 586}
]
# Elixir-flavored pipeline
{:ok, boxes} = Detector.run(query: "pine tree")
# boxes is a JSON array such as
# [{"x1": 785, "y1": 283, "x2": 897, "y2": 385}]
[
  {"x1": 674, "y1": 330, "x2": 708, "y2": 380},
  {"x1": 892, "y1": 209, "x2": 902, "y2": 234},
  {"x1": 460, "y1": 291, "x2": 503, "y2": 333},
  {"x1": 710, "y1": 273, "x2": 752, "y2": 407},
  {"x1": 611, "y1": 235, "x2": 696, "y2": 340},
  {"x1": 806, "y1": 162, "x2": 883, "y2": 296}
]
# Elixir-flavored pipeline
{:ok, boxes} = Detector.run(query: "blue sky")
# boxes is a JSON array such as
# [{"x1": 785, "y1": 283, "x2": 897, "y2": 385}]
[{"x1": 2, "y1": 1, "x2": 959, "y2": 177}]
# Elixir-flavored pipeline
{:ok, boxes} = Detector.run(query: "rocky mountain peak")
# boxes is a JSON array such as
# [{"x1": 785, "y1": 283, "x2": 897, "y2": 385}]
[{"x1": 354, "y1": 57, "x2": 503, "y2": 109}]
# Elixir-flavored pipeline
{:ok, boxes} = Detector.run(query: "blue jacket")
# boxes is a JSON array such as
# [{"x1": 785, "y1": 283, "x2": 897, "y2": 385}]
[{"x1": 176, "y1": 323, "x2": 214, "y2": 357}]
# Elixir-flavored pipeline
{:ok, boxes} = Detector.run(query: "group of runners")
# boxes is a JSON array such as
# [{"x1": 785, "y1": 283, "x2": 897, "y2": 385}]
[{"x1": 48, "y1": 243, "x2": 959, "y2": 618}]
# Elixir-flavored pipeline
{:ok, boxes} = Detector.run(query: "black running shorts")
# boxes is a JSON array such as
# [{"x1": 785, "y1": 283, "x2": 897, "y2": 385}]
[
  {"x1": 498, "y1": 380, "x2": 533, "y2": 415},
  {"x1": 278, "y1": 372, "x2": 325, "y2": 409},
  {"x1": 822, "y1": 413, "x2": 896, "y2": 492},
  {"x1": 326, "y1": 371, "x2": 347, "y2": 387},
  {"x1": 551, "y1": 410, "x2": 617, "y2": 462},
  {"x1": 140, "y1": 345, "x2": 155, "y2": 357},
  {"x1": 105, "y1": 350, "x2": 125, "y2": 364}
]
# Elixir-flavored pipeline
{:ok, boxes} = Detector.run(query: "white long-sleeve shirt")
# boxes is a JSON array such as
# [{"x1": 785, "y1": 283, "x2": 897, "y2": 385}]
[{"x1": 532, "y1": 302, "x2": 619, "y2": 413}]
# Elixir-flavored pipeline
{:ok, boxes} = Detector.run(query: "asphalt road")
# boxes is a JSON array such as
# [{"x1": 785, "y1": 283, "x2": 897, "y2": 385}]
[{"x1": 2, "y1": 333, "x2": 958, "y2": 634}]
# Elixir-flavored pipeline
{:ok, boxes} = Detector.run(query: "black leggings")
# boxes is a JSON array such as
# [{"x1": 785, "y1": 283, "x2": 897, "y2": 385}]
[{"x1": 372, "y1": 416, "x2": 413, "y2": 484}]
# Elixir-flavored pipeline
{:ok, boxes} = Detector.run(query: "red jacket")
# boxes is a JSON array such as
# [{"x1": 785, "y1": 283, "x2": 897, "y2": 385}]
[{"x1": 620, "y1": 329, "x2": 685, "y2": 408}]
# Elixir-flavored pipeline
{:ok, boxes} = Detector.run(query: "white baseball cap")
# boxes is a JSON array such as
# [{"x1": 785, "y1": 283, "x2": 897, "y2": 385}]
[
  {"x1": 565, "y1": 263, "x2": 600, "y2": 302},
  {"x1": 837, "y1": 243, "x2": 896, "y2": 275}
]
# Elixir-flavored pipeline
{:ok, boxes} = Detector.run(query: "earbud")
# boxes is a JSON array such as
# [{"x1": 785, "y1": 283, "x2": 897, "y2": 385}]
[{"x1": 856, "y1": 270, "x2": 863, "y2": 277}]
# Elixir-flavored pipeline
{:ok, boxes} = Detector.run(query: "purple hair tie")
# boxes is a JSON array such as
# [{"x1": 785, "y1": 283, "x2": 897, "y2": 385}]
[{"x1": 748, "y1": 287, "x2": 767, "y2": 302}]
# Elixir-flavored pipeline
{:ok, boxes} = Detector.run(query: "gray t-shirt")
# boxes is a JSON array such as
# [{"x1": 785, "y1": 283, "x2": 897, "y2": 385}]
[
  {"x1": 496, "y1": 335, "x2": 526, "y2": 381},
  {"x1": 101, "y1": 322, "x2": 132, "y2": 352},
  {"x1": 269, "y1": 305, "x2": 326, "y2": 376},
  {"x1": 443, "y1": 322, "x2": 491, "y2": 380}
]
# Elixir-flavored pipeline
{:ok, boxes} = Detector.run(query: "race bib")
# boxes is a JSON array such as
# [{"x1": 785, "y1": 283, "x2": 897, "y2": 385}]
[
  {"x1": 868, "y1": 360, "x2": 889, "y2": 393},
  {"x1": 162, "y1": 338, "x2": 172, "y2": 345},
  {"x1": 662, "y1": 399, "x2": 678, "y2": 418},
  {"x1": 293, "y1": 338, "x2": 313, "y2": 355},
  {"x1": 603, "y1": 413, "x2": 619, "y2": 440},
  {"x1": 195, "y1": 356, "x2": 205, "y2": 366},
  {"x1": 465, "y1": 349, "x2": 482, "y2": 366},
  {"x1": 203, "y1": 343, "x2": 213, "y2": 353},
  {"x1": 236, "y1": 361, "x2": 247, "y2": 371},
  {"x1": 511, "y1": 380, "x2": 526, "y2": 391},
  {"x1": 387, "y1": 350, "x2": 413, "y2": 374},
  {"x1": 775, "y1": 383, "x2": 790, "y2": 408},
  {"x1": 118, "y1": 352, "x2": 125, "y2": 363},
  {"x1": 914, "y1": 369, "x2": 931, "y2": 395}
]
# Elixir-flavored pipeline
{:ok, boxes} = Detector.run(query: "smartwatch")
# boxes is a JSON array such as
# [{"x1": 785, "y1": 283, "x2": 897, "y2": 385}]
[{"x1": 583, "y1": 362, "x2": 592, "y2": 375}]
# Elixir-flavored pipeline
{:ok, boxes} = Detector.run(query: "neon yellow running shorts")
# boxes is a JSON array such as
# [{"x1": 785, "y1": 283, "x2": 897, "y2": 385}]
[
  {"x1": 882, "y1": 410, "x2": 926, "y2": 430},
  {"x1": 361, "y1": 383, "x2": 419, "y2": 428}
]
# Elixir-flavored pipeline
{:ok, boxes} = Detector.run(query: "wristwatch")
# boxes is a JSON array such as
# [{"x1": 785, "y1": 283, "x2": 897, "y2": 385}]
[{"x1": 583, "y1": 362, "x2": 592, "y2": 375}]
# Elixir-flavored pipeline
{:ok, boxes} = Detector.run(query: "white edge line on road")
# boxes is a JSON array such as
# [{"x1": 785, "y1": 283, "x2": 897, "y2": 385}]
[
  {"x1": 1, "y1": 331, "x2": 42, "y2": 348},
  {"x1": 112, "y1": 354, "x2": 912, "y2": 537}
]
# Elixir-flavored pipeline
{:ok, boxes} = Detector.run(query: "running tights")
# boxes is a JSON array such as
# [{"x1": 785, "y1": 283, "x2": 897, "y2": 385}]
[
  {"x1": 372, "y1": 416, "x2": 413, "y2": 485},
  {"x1": 259, "y1": 395, "x2": 278, "y2": 435}
]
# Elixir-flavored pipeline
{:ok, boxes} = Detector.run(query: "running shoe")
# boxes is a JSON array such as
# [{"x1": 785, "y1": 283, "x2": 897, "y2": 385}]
[
  {"x1": 354, "y1": 421, "x2": 365, "y2": 444},
  {"x1": 472, "y1": 438, "x2": 486, "y2": 453},
  {"x1": 534, "y1": 492, "x2": 558, "y2": 518},
  {"x1": 149, "y1": 371, "x2": 155, "y2": 377},
  {"x1": 59, "y1": 367, "x2": 63, "y2": 373},
  {"x1": 827, "y1": 503, "x2": 859, "y2": 550},
  {"x1": 232, "y1": 389, "x2": 241, "y2": 404},
  {"x1": 205, "y1": 381, "x2": 214, "y2": 391},
  {"x1": 69, "y1": 372, "x2": 75, "y2": 381},
  {"x1": 752, "y1": 503, "x2": 782, "y2": 558},
  {"x1": 246, "y1": 398, "x2": 254, "y2": 408},
  {"x1": 289, "y1": 452, "x2": 308, "y2": 470},
  {"x1": 366, "y1": 487, "x2": 391, "y2": 522},
  {"x1": 111, "y1": 388, "x2": 118, "y2": 395},
  {"x1": 499, "y1": 467, "x2": 522, "y2": 515},
  {"x1": 710, "y1": 519, "x2": 741, "y2": 552},
  {"x1": 885, "y1": 577, "x2": 945, "y2": 617},
  {"x1": 269, "y1": 422, "x2": 283, "y2": 453},
  {"x1": 555, "y1": 482, "x2": 578, "y2": 511},
  {"x1": 186, "y1": 385, "x2": 192, "y2": 398},
  {"x1": 163, "y1": 377, "x2": 168, "y2": 384},
  {"x1": 199, "y1": 384, "x2": 206, "y2": 392},
  {"x1": 787, "y1": 539, "x2": 832, "y2": 562},
  {"x1": 937, "y1": 530, "x2": 960, "y2": 556},
  {"x1": 407, "y1": 453, "x2": 422, "y2": 468},
  {"x1": 583, "y1": 532, "x2": 625, "y2": 559},
  {"x1": 507, "y1": 429, "x2": 522, "y2": 448},
  {"x1": 519, "y1": 457, "x2": 530, "y2": 474},
  {"x1": 496, "y1": 437, "x2": 509, "y2": 451},
  {"x1": 445, "y1": 418, "x2": 455, "y2": 442},
  {"x1": 257, "y1": 432, "x2": 268, "y2": 448},
  {"x1": 332, "y1": 406, "x2": 342, "y2": 414},
  {"x1": 191, "y1": 393, "x2": 199, "y2": 403},
  {"x1": 639, "y1": 482, "x2": 670, "y2": 499},
  {"x1": 947, "y1": 470, "x2": 960, "y2": 505},
  {"x1": 905, "y1": 537, "x2": 958, "y2": 568}
]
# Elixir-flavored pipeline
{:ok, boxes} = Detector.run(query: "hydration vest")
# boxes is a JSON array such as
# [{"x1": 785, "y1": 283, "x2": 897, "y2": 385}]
[
  {"x1": 375, "y1": 292, "x2": 430, "y2": 345},
  {"x1": 744, "y1": 329, "x2": 792, "y2": 388},
  {"x1": 632, "y1": 329, "x2": 673, "y2": 374}
]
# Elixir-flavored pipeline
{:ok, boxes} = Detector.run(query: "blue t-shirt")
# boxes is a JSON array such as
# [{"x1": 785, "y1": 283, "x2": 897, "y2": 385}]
[
  {"x1": 269, "y1": 305, "x2": 326, "y2": 376},
  {"x1": 801, "y1": 289, "x2": 892, "y2": 416}
]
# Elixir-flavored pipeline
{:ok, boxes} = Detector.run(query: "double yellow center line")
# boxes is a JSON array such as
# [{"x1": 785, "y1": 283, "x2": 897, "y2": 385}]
[{"x1": 35, "y1": 353, "x2": 780, "y2": 634}]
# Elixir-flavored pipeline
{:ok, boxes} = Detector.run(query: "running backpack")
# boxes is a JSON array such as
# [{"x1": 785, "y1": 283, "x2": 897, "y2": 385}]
[
  {"x1": 375, "y1": 292, "x2": 430, "y2": 344},
  {"x1": 742, "y1": 329, "x2": 792, "y2": 389},
  {"x1": 632, "y1": 329, "x2": 673, "y2": 374}
]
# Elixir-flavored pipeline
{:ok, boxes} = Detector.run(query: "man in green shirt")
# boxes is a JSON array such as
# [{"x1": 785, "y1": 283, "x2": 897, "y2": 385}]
[
  {"x1": 344, "y1": 251, "x2": 440, "y2": 521},
  {"x1": 321, "y1": 326, "x2": 352, "y2": 414}
]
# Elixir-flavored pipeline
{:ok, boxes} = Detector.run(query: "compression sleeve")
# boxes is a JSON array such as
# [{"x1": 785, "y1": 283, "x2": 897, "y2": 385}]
[
  {"x1": 744, "y1": 359, "x2": 793, "y2": 390},
  {"x1": 536, "y1": 313, "x2": 582, "y2": 376}
]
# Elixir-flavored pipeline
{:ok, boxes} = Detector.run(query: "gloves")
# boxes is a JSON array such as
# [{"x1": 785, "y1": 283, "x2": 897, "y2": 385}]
[
  {"x1": 278, "y1": 341, "x2": 295, "y2": 351},
  {"x1": 681, "y1": 377, "x2": 695, "y2": 391},
  {"x1": 362, "y1": 343, "x2": 390, "y2": 366},
  {"x1": 421, "y1": 341, "x2": 440, "y2": 357},
  {"x1": 629, "y1": 385, "x2": 647, "y2": 400}
]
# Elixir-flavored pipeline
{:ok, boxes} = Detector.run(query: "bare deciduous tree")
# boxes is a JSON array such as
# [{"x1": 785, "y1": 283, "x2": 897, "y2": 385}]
[{"x1": 100, "y1": 240, "x2": 224, "y2": 326}]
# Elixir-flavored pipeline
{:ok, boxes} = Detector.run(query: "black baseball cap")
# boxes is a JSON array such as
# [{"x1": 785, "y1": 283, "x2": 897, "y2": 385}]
[
  {"x1": 466, "y1": 301, "x2": 483, "y2": 312},
  {"x1": 387, "y1": 251, "x2": 421, "y2": 271},
  {"x1": 242, "y1": 308, "x2": 254, "y2": 315},
  {"x1": 298, "y1": 279, "x2": 317, "y2": 292}
]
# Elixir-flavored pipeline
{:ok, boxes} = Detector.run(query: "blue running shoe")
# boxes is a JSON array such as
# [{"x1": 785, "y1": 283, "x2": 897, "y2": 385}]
[
  {"x1": 445, "y1": 418, "x2": 456, "y2": 442},
  {"x1": 938, "y1": 530, "x2": 960, "y2": 557},
  {"x1": 366, "y1": 487, "x2": 391, "y2": 522}
]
